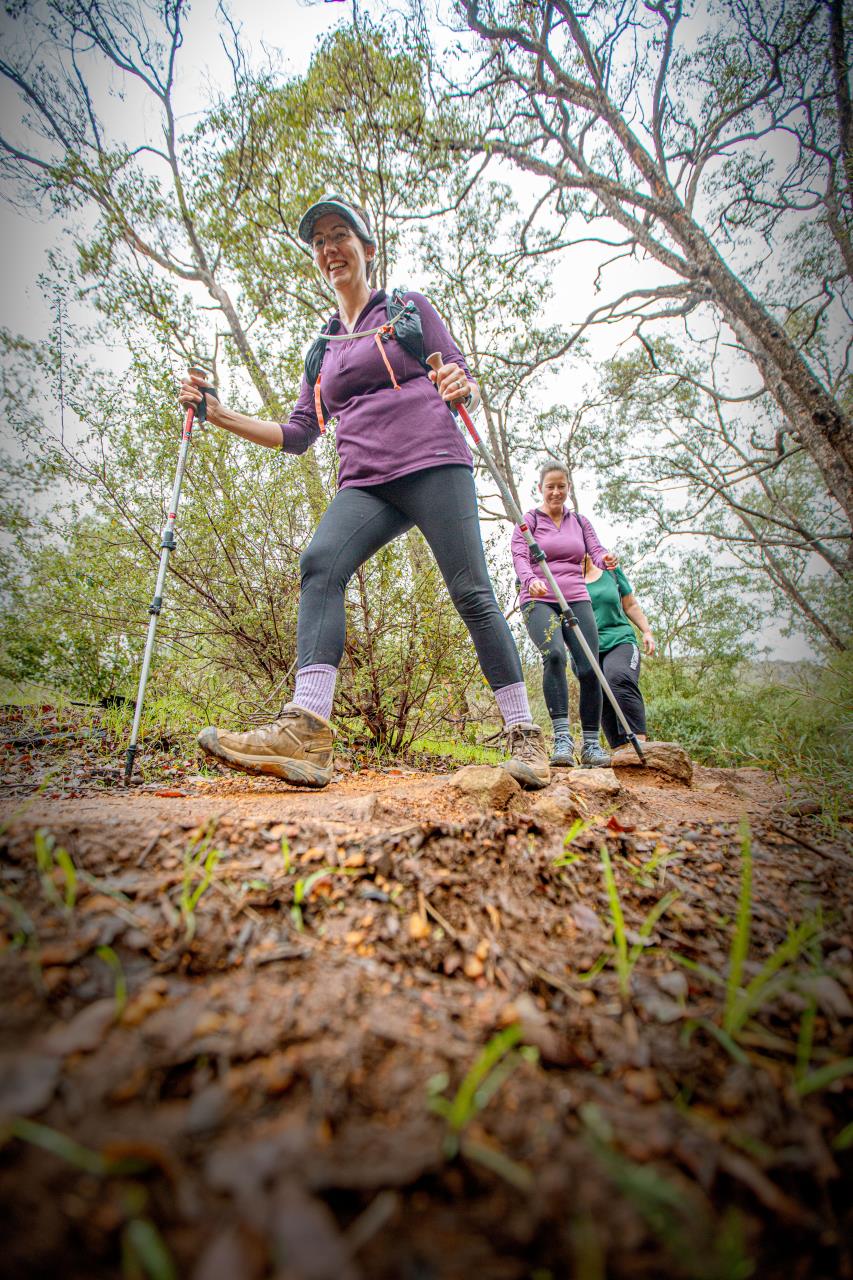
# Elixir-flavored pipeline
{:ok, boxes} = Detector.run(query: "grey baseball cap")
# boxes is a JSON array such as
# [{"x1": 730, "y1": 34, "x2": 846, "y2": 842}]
[{"x1": 298, "y1": 193, "x2": 376, "y2": 245}]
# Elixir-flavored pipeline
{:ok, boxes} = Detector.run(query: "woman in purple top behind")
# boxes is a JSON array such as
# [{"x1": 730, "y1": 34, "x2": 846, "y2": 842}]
[
  {"x1": 179, "y1": 193, "x2": 549, "y2": 790},
  {"x1": 512, "y1": 462, "x2": 616, "y2": 768}
]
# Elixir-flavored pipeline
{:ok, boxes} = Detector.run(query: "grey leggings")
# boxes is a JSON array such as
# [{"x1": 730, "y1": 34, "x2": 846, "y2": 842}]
[
  {"x1": 297, "y1": 465, "x2": 523, "y2": 690},
  {"x1": 523, "y1": 598, "x2": 602, "y2": 732}
]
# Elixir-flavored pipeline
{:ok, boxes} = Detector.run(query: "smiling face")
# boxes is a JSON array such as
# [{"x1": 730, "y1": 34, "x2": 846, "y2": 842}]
[
  {"x1": 540, "y1": 469, "x2": 569, "y2": 510},
  {"x1": 310, "y1": 212, "x2": 375, "y2": 293}
]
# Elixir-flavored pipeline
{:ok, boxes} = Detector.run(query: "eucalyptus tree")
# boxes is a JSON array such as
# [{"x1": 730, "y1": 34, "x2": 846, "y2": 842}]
[
  {"x1": 596, "y1": 334, "x2": 849, "y2": 650},
  {"x1": 445, "y1": 0, "x2": 853, "y2": 533},
  {"x1": 417, "y1": 180, "x2": 582, "y2": 517}
]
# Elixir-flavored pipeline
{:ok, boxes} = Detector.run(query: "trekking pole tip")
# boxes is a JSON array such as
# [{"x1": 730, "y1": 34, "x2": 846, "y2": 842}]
[
  {"x1": 628, "y1": 734, "x2": 646, "y2": 764},
  {"x1": 123, "y1": 743, "x2": 138, "y2": 785}
]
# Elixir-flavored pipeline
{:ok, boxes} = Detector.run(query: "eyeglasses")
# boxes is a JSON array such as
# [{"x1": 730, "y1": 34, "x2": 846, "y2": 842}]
[{"x1": 311, "y1": 228, "x2": 354, "y2": 255}]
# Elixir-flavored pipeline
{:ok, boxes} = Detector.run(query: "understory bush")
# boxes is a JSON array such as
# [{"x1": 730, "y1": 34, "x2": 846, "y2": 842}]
[{"x1": 641, "y1": 654, "x2": 852, "y2": 823}]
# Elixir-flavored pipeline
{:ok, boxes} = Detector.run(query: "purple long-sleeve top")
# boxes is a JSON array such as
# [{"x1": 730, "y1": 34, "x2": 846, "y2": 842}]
[
  {"x1": 281, "y1": 289, "x2": 473, "y2": 488},
  {"x1": 512, "y1": 507, "x2": 608, "y2": 606}
]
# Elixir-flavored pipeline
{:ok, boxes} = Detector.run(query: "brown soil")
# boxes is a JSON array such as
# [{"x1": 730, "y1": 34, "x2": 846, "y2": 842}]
[{"x1": 1, "y1": 706, "x2": 851, "y2": 1279}]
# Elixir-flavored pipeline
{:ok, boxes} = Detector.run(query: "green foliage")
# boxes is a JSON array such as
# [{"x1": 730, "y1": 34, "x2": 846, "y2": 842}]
[
  {"x1": 289, "y1": 866, "x2": 360, "y2": 932},
  {"x1": 33, "y1": 829, "x2": 77, "y2": 912},
  {"x1": 121, "y1": 1216, "x2": 177, "y2": 1280},
  {"x1": 428, "y1": 1023, "x2": 538, "y2": 1186},
  {"x1": 581, "y1": 1105, "x2": 755, "y2": 1279},
  {"x1": 5, "y1": 1119, "x2": 176, "y2": 1280},
  {"x1": 580, "y1": 847, "x2": 679, "y2": 998},
  {"x1": 683, "y1": 821, "x2": 833, "y2": 1078},
  {"x1": 724, "y1": 818, "x2": 753, "y2": 1035},
  {"x1": 96, "y1": 944, "x2": 127, "y2": 1017},
  {"x1": 180, "y1": 823, "x2": 221, "y2": 942},
  {"x1": 639, "y1": 650, "x2": 852, "y2": 826}
]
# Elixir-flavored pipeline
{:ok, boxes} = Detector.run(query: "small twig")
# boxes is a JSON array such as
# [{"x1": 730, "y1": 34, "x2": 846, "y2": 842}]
[
  {"x1": 423, "y1": 898, "x2": 460, "y2": 940},
  {"x1": 768, "y1": 824, "x2": 851, "y2": 867},
  {"x1": 136, "y1": 825, "x2": 168, "y2": 867},
  {"x1": 516, "y1": 955, "x2": 586, "y2": 1005}
]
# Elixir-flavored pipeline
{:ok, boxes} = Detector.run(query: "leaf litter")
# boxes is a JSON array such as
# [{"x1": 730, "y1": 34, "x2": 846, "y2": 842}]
[{"x1": 0, "y1": 703, "x2": 851, "y2": 1278}]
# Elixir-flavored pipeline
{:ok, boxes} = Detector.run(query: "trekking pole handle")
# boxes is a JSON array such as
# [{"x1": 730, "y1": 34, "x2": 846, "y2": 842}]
[
  {"x1": 425, "y1": 351, "x2": 471, "y2": 409},
  {"x1": 186, "y1": 365, "x2": 216, "y2": 427}
]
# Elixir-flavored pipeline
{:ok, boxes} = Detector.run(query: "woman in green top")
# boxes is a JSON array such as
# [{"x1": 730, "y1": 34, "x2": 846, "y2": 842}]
[{"x1": 582, "y1": 560, "x2": 655, "y2": 748}]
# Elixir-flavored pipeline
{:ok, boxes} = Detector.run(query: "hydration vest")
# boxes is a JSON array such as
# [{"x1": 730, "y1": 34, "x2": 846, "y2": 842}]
[{"x1": 303, "y1": 287, "x2": 426, "y2": 431}]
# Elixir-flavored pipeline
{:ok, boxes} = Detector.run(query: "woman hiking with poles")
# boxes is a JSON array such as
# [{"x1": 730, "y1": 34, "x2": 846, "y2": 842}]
[
  {"x1": 179, "y1": 193, "x2": 550, "y2": 790},
  {"x1": 512, "y1": 462, "x2": 616, "y2": 768}
]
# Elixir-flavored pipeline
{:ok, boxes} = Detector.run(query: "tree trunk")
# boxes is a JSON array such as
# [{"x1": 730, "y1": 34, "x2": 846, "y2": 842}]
[{"x1": 672, "y1": 216, "x2": 853, "y2": 527}]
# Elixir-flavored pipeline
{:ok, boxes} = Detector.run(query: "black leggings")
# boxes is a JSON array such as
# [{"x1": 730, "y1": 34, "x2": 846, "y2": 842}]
[
  {"x1": 297, "y1": 465, "x2": 523, "y2": 690},
  {"x1": 600, "y1": 642, "x2": 647, "y2": 747},
  {"x1": 523, "y1": 599, "x2": 601, "y2": 732}
]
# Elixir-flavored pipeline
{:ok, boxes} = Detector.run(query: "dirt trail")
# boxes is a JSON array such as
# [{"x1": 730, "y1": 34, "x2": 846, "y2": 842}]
[{"x1": 1, "y1": 708, "x2": 851, "y2": 1279}]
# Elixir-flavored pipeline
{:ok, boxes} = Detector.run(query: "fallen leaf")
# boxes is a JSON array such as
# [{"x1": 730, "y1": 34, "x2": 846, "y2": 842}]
[
  {"x1": 571, "y1": 903, "x2": 604, "y2": 937},
  {"x1": 121, "y1": 979, "x2": 169, "y2": 1027},
  {"x1": 153, "y1": 789, "x2": 187, "y2": 798},
  {"x1": 41, "y1": 999, "x2": 117, "y2": 1056},
  {"x1": 656, "y1": 970, "x2": 688, "y2": 1000},
  {"x1": 0, "y1": 1052, "x2": 60, "y2": 1117},
  {"x1": 622, "y1": 1068, "x2": 662, "y2": 1103}
]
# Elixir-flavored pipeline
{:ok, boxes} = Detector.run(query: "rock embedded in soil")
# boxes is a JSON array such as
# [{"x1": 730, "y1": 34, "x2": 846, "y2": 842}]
[
  {"x1": 611, "y1": 741, "x2": 693, "y2": 785},
  {"x1": 528, "y1": 785, "x2": 586, "y2": 826},
  {"x1": 449, "y1": 764, "x2": 521, "y2": 809},
  {"x1": 565, "y1": 767, "x2": 622, "y2": 800}
]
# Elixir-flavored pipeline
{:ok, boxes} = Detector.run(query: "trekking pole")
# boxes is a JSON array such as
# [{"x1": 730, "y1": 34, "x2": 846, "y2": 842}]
[
  {"x1": 426, "y1": 353, "x2": 645, "y2": 764},
  {"x1": 124, "y1": 367, "x2": 215, "y2": 784}
]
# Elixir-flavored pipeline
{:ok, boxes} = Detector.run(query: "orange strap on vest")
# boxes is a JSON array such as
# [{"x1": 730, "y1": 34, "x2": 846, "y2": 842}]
[
  {"x1": 315, "y1": 319, "x2": 404, "y2": 433},
  {"x1": 373, "y1": 326, "x2": 401, "y2": 391},
  {"x1": 314, "y1": 374, "x2": 326, "y2": 434}
]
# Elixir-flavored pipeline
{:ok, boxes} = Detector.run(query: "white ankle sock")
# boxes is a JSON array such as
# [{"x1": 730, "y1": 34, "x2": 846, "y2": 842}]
[
  {"x1": 495, "y1": 681, "x2": 533, "y2": 728},
  {"x1": 292, "y1": 665, "x2": 337, "y2": 721}
]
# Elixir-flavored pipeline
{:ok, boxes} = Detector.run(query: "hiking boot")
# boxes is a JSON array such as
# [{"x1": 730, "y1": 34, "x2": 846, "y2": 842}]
[
  {"x1": 501, "y1": 721, "x2": 550, "y2": 790},
  {"x1": 550, "y1": 731, "x2": 575, "y2": 767},
  {"x1": 197, "y1": 703, "x2": 334, "y2": 788},
  {"x1": 580, "y1": 740, "x2": 611, "y2": 769}
]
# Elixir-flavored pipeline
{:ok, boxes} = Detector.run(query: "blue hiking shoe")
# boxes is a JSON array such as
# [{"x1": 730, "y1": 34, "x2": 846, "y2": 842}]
[
  {"x1": 580, "y1": 740, "x2": 612, "y2": 769},
  {"x1": 550, "y1": 732, "x2": 575, "y2": 767}
]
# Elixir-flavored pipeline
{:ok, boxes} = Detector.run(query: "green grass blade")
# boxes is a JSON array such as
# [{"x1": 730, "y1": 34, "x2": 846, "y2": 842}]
[
  {"x1": 795, "y1": 1057, "x2": 853, "y2": 1097},
  {"x1": 628, "y1": 890, "x2": 680, "y2": 966},
  {"x1": 600, "y1": 846, "x2": 629, "y2": 997},
  {"x1": 122, "y1": 1217, "x2": 178, "y2": 1280},
  {"x1": 54, "y1": 847, "x2": 77, "y2": 910},
  {"x1": 96, "y1": 945, "x2": 127, "y2": 1016},
  {"x1": 447, "y1": 1023, "x2": 523, "y2": 1134},
  {"x1": 695, "y1": 1018, "x2": 750, "y2": 1066},
  {"x1": 728, "y1": 916, "x2": 822, "y2": 1034},
  {"x1": 724, "y1": 817, "x2": 753, "y2": 1035},
  {"x1": 460, "y1": 1135, "x2": 533, "y2": 1191},
  {"x1": 9, "y1": 1117, "x2": 107, "y2": 1175}
]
